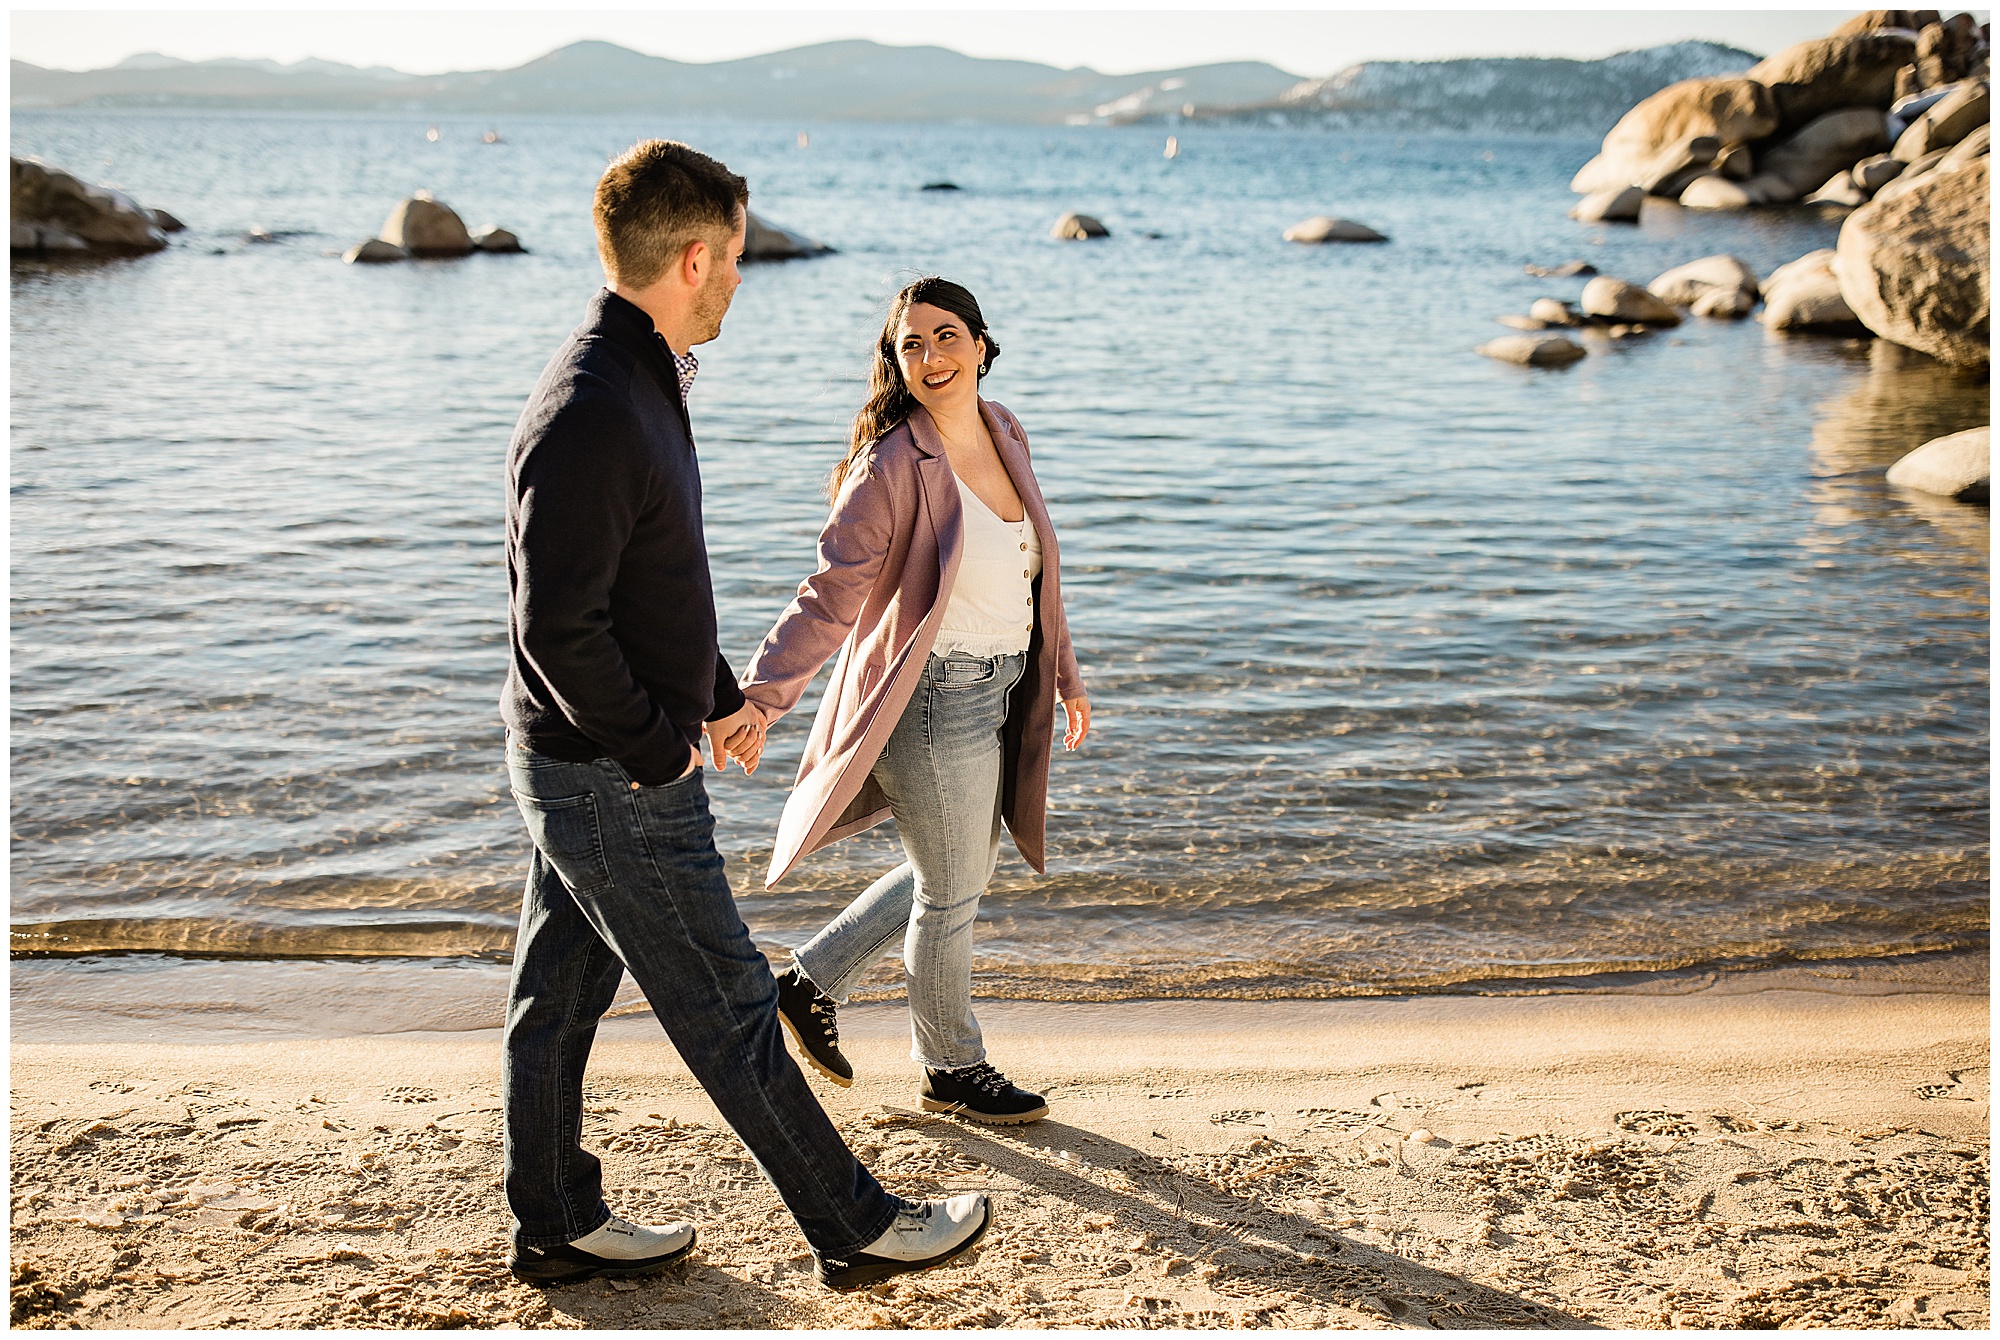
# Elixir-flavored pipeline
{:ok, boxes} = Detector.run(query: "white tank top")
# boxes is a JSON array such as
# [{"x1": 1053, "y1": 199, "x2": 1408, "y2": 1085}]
[{"x1": 935, "y1": 476, "x2": 1043, "y2": 658}]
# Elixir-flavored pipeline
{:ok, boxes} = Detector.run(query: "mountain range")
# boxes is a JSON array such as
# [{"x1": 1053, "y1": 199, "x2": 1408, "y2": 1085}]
[{"x1": 13, "y1": 37, "x2": 1763, "y2": 133}]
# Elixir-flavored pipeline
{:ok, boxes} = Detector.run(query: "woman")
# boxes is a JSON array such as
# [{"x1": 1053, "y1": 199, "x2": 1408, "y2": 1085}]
[{"x1": 733, "y1": 277, "x2": 1089, "y2": 1125}]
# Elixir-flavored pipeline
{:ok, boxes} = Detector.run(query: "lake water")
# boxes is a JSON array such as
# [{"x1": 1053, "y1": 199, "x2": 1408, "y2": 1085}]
[{"x1": 11, "y1": 111, "x2": 1988, "y2": 1040}]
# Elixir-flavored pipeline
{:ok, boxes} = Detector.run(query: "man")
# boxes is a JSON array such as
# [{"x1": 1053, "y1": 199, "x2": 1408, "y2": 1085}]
[{"x1": 500, "y1": 139, "x2": 990, "y2": 1291}]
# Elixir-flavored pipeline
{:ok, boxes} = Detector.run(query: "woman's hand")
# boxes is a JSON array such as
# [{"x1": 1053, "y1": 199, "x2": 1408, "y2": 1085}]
[
  {"x1": 707, "y1": 701, "x2": 767, "y2": 774},
  {"x1": 1061, "y1": 695, "x2": 1091, "y2": 751}
]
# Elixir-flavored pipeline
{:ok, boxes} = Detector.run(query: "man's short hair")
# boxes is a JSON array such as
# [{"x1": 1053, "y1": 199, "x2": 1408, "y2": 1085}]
[{"x1": 593, "y1": 139, "x2": 748, "y2": 288}]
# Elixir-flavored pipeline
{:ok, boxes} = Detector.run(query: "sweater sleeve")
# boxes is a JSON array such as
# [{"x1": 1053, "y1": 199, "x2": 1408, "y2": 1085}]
[
  {"x1": 708, "y1": 652, "x2": 746, "y2": 722},
  {"x1": 510, "y1": 394, "x2": 691, "y2": 785},
  {"x1": 738, "y1": 458, "x2": 897, "y2": 721}
]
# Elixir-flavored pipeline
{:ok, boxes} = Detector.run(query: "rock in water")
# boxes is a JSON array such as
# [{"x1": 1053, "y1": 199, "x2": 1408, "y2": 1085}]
[
  {"x1": 344, "y1": 238, "x2": 409, "y2": 264},
  {"x1": 1854, "y1": 153, "x2": 1909, "y2": 191},
  {"x1": 1649, "y1": 255, "x2": 1760, "y2": 314},
  {"x1": 470, "y1": 226, "x2": 525, "y2": 253},
  {"x1": 1746, "y1": 32, "x2": 1919, "y2": 129},
  {"x1": 920, "y1": 181, "x2": 961, "y2": 191},
  {"x1": 1581, "y1": 276, "x2": 1684, "y2": 324},
  {"x1": 1476, "y1": 334, "x2": 1587, "y2": 367},
  {"x1": 1807, "y1": 172, "x2": 1872, "y2": 205},
  {"x1": 1834, "y1": 154, "x2": 1990, "y2": 365},
  {"x1": 1282, "y1": 215, "x2": 1388, "y2": 243},
  {"x1": 1886, "y1": 425, "x2": 1990, "y2": 502},
  {"x1": 1569, "y1": 78, "x2": 1779, "y2": 194},
  {"x1": 1692, "y1": 287, "x2": 1759, "y2": 317},
  {"x1": 1051, "y1": 212, "x2": 1110, "y2": 241},
  {"x1": 1892, "y1": 79, "x2": 1990, "y2": 160},
  {"x1": 1679, "y1": 175, "x2": 1757, "y2": 209},
  {"x1": 11, "y1": 222, "x2": 89, "y2": 252},
  {"x1": 1638, "y1": 136, "x2": 1722, "y2": 196},
  {"x1": 1530, "y1": 297, "x2": 1581, "y2": 325},
  {"x1": 1759, "y1": 108, "x2": 1893, "y2": 195},
  {"x1": 149, "y1": 207, "x2": 186, "y2": 233},
  {"x1": 1762, "y1": 248, "x2": 1868, "y2": 331},
  {"x1": 1524, "y1": 261, "x2": 1597, "y2": 278},
  {"x1": 1569, "y1": 186, "x2": 1644, "y2": 222},
  {"x1": 10, "y1": 156, "x2": 168, "y2": 254},
  {"x1": 380, "y1": 193, "x2": 472, "y2": 257},
  {"x1": 743, "y1": 211, "x2": 833, "y2": 260}
]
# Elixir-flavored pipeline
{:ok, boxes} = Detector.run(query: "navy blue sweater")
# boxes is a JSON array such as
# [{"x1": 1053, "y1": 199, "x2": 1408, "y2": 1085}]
[{"x1": 501, "y1": 290, "x2": 746, "y2": 785}]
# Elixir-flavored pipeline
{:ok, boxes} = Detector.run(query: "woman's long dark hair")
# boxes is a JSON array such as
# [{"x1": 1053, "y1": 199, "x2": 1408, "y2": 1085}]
[{"x1": 830, "y1": 277, "x2": 1000, "y2": 499}]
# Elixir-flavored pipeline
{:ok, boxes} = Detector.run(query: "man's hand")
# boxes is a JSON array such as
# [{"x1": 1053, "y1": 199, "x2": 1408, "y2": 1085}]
[{"x1": 705, "y1": 701, "x2": 767, "y2": 774}]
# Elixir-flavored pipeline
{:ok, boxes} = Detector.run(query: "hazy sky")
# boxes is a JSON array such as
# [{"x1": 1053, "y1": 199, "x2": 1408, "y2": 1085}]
[{"x1": 12, "y1": 6, "x2": 1866, "y2": 78}]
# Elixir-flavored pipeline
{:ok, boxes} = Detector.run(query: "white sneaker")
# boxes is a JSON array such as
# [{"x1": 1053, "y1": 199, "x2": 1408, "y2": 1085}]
[
  {"x1": 816, "y1": 1194, "x2": 992, "y2": 1290},
  {"x1": 509, "y1": 1213, "x2": 697, "y2": 1285},
  {"x1": 571, "y1": 1215, "x2": 696, "y2": 1260}
]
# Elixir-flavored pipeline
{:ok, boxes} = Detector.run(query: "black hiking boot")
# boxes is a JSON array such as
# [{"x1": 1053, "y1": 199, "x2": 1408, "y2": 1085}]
[
  {"x1": 920, "y1": 1061, "x2": 1049, "y2": 1124},
  {"x1": 775, "y1": 962, "x2": 853, "y2": 1087}
]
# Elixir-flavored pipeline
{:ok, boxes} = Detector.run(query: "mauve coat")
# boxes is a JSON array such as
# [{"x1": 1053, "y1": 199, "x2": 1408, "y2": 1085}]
[{"x1": 739, "y1": 399, "x2": 1085, "y2": 889}]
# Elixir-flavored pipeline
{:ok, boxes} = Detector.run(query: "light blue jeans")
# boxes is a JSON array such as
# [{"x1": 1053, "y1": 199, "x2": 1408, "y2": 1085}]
[{"x1": 794, "y1": 650, "x2": 1027, "y2": 1070}]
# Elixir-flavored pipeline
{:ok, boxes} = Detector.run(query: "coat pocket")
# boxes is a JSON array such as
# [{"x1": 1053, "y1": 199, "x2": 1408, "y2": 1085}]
[{"x1": 511, "y1": 791, "x2": 614, "y2": 895}]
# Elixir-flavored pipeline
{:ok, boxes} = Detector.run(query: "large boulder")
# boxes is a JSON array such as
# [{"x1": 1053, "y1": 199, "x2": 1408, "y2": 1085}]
[
  {"x1": 1832, "y1": 11, "x2": 1941, "y2": 38},
  {"x1": 1649, "y1": 254, "x2": 1760, "y2": 312},
  {"x1": 1915, "y1": 14, "x2": 1986, "y2": 89},
  {"x1": 1891, "y1": 79, "x2": 1990, "y2": 159},
  {"x1": 1885, "y1": 425, "x2": 1990, "y2": 501},
  {"x1": 1746, "y1": 32, "x2": 1919, "y2": 129},
  {"x1": 1476, "y1": 334, "x2": 1587, "y2": 367},
  {"x1": 10, "y1": 156, "x2": 168, "y2": 254},
  {"x1": 1569, "y1": 186, "x2": 1645, "y2": 222},
  {"x1": 380, "y1": 192, "x2": 472, "y2": 257},
  {"x1": 1579, "y1": 276, "x2": 1682, "y2": 325},
  {"x1": 1762, "y1": 248, "x2": 1869, "y2": 331},
  {"x1": 1050, "y1": 212, "x2": 1109, "y2": 241},
  {"x1": 744, "y1": 211, "x2": 833, "y2": 260},
  {"x1": 1834, "y1": 154, "x2": 1990, "y2": 365},
  {"x1": 1758, "y1": 108, "x2": 1893, "y2": 194},
  {"x1": 1282, "y1": 215, "x2": 1388, "y2": 243},
  {"x1": 1569, "y1": 79, "x2": 1779, "y2": 193}
]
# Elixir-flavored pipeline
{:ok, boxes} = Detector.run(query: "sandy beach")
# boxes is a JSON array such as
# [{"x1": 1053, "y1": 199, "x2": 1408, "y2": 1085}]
[{"x1": 9, "y1": 968, "x2": 1987, "y2": 1330}]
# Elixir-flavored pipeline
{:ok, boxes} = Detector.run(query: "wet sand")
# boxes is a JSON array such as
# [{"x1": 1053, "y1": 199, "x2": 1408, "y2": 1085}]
[{"x1": 10, "y1": 978, "x2": 1988, "y2": 1329}]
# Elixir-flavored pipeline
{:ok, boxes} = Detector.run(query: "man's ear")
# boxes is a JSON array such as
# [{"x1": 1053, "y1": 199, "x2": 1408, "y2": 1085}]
[{"x1": 678, "y1": 236, "x2": 709, "y2": 288}]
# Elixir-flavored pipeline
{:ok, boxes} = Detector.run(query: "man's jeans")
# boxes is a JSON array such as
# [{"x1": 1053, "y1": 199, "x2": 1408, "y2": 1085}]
[
  {"x1": 502, "y1": 739, "x2": 898, "y2": 1256},
  {"x1": 794, "y1": 651, "x2": 1026, "y2": 1070}
]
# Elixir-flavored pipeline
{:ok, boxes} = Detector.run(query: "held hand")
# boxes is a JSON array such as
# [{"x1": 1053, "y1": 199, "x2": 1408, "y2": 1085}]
[
  {"x1": 705, "y1": 701, "x2": 767, "y2": 775},
  {"x1": 1061, "y1": 695, "x2": 1091, "y2": 751}
]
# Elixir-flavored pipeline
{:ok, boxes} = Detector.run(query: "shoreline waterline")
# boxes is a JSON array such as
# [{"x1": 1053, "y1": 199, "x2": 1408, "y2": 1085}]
[{"x1": 9, "y1": 945, "x2": 1985, "y2": 1046}]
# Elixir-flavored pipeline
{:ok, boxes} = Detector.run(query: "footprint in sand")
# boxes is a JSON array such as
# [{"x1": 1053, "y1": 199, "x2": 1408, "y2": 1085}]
[
  {"x1": 383, "y1": 1087, "x2": 439, "y2": 1104},
  {"x1": 1297, "y1": 1108, "x2": 1378, "y2": 1132},
  {"x1": 1916, "y1": 1071, "x2": 1975, "y2": 1101},
  {"x1": 1147, "y1": 1088, "x2": 1193, "y2": 1100},
  {"x1": 1615, "y1": 1110, "x2": 1696, "y2": 1137},
  {"x1": 1209, "y1": 1110, "x2": 1275, "y2": 1127}
]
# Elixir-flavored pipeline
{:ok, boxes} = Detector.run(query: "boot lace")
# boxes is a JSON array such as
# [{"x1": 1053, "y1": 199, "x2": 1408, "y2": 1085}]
[
  {"x1": 949, "y1": 1062, "x2": 1012, "y2": 1097},
  {"x1": 808, "y1": 995, "x2": 840, "y2": 1045}
]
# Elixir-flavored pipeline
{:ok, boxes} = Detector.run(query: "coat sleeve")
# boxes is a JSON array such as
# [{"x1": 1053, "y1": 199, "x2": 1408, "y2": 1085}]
[{"x1": 739, "y1": 457, "x2": 898, "y2": 721}]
